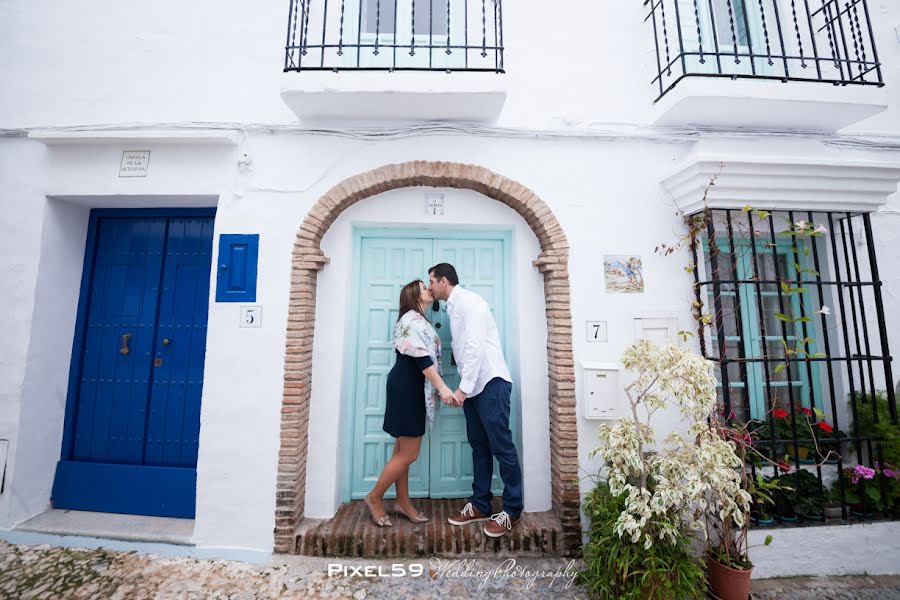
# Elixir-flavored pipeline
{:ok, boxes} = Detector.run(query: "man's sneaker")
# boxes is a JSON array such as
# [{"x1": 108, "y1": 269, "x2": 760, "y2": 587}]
[
  {"x1": 483, "y1": 511, "x2": 520, "y2": 538},
  {"x1": 447, "y1": 502, "x2": 491, "y2": 526}
]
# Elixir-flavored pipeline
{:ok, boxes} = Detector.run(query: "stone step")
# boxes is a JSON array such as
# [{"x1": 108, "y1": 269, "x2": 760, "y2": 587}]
[{"x1": 293, "y1": 499, "x2": 564, "y2": 557}]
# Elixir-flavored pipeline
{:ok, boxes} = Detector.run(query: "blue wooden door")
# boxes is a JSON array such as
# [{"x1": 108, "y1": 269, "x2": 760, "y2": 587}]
[
  {"x1": 348, "y1": 233, "x2": 511, "y2": 500},
  {"x1": 53, "y1": 213, "x2": 214, "y2": 518}
]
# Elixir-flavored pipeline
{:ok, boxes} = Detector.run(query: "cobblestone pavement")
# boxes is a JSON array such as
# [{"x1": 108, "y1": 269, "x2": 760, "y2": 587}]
[{"x1": 2, "y1": 541, "x2": 900, "y2": 599}]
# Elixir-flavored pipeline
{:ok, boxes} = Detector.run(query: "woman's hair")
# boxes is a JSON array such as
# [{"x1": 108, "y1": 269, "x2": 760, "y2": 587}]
[{"x1": 398, "y1": 279, "x2": 427, "y2": 322}]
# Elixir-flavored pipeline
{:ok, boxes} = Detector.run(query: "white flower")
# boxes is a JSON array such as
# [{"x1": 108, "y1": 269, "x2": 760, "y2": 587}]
[
  {"x1": 794, "y1": 220, "x2": 807, "y2": 232},
  {"x1": 814, "y1": 224, "x2": 828, "y2": 234},
  {"x1": 817, "y1": 305, "x2": 831, "y2": 315}
]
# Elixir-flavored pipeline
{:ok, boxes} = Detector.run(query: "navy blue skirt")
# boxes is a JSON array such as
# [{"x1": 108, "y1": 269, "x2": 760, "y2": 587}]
[{"x1": 383, "y1": 351, "x2": 433, "y2": 438}]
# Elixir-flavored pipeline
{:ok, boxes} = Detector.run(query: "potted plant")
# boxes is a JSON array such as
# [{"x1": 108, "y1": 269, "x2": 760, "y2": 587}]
[
  {"x1": 823, "y1": 486, "x2": 845, "y2": 520},
  {"x1": 748, "y1": 473, "x2": 779, "y2": 526},
  {"x1": 769, "y1": 406, "x2": 839, "y2": 464},
  {"x1": 853, "y1": 391, "x2": 900, "y2": 514},
  {"x1": 789, "y1": 470, "x2": 828, "y2": 521},
  {"x1": 583, "y1": 341, "x2": 728, "y2": 599},
  {"x1": 704, "y1": 418, "x2": 779, "y2": 600},
  {"x1": 837, "y1": 464, "x2": 883, "y2": 517}
]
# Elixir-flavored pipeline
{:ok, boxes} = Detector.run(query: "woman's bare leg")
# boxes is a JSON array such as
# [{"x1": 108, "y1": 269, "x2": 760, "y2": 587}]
[{"x1": 366, "y1": 436, "x2": 422, "y2": 518}]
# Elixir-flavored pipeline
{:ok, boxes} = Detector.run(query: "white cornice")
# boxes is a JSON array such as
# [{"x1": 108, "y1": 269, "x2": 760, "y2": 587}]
[
  {"x1": 28, "y1": 130, "x2": 241, "y2": 145},
  {"x1": 662, "y1": 154, "x2": 900, "y2": 215}
]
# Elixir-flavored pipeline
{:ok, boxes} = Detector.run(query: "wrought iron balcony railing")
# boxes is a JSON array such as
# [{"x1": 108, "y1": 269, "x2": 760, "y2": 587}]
[
  {"x1": 284, "y1": 0, "x2": 504, "y2": 72},
  {"x1": 644, "y1": 0, "x2": 884, "y2": 100}
]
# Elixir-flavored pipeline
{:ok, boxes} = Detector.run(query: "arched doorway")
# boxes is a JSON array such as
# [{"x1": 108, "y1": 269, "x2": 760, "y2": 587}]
[{"x1": 275, "y1": 161, "x2": 580, "y2": 554}]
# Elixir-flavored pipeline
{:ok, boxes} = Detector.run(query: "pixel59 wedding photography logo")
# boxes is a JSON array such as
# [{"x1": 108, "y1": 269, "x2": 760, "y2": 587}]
[{"x1": 328, "y1": 558, "x2": 578, "y2": 591}]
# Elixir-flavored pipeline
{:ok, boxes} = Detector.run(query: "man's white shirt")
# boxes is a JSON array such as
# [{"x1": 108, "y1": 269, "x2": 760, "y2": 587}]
[{"x1": 445, "y1": 286, "x2": 512, "y2": 397}]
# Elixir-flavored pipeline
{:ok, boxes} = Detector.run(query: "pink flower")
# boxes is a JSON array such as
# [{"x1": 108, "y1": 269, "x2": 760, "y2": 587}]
[{"x1": 850, "y1": 464, "x2": 877, "y2": 484}]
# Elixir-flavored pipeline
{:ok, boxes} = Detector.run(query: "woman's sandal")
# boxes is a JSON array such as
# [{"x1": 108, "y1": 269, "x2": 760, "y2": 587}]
[
  {"x1": 394, "y1": 503, "x2": 430, "y2": 523},
  {"x1": 364, "y1": 494, "x2": 393, "y2": 528}
]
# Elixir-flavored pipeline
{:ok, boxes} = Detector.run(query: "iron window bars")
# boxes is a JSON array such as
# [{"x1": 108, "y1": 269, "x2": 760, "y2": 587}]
[
  {"x1": 690, "y1": 208, "x2": 898, "y2": 525},
  {"x1": 284, "y1": 0, "x2": 504, "y2": 72},
  {"x1": 643, "y1": 0, "x2": 883, "y2": 101}
]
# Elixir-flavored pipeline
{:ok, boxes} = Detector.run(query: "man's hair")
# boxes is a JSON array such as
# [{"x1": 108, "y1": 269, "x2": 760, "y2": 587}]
[{"x1": 428, "y1": 263, "x2": 459, "y2": 286}]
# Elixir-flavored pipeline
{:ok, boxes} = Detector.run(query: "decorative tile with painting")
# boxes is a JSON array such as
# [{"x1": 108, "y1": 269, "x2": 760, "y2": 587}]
[{"x1": 604, "y1": 255, "x2": 644, "y2": 293}]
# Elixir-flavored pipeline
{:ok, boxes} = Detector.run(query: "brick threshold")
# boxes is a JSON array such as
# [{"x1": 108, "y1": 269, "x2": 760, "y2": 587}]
[{"x1": 293, "y1": 498, "x2": 564, "y2": 557}]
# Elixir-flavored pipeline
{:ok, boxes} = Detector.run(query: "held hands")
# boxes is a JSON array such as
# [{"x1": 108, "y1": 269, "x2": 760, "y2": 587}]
[
  {"x1": 438, "y1": 386, "x2": 467, "y2": 407},
  {"x1": 438, "y1": 386, "x2": 456, "y2": 406}
]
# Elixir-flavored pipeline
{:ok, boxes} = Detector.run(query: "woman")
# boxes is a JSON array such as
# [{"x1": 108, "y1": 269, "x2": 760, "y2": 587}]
[{"x1": 363, "y1": 280, "x2": 456, "y2": 527}]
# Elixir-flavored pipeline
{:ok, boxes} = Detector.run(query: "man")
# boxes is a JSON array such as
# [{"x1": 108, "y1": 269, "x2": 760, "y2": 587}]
[{"x1": 427, "y1": 263, "x2": 523, "y2": 538}]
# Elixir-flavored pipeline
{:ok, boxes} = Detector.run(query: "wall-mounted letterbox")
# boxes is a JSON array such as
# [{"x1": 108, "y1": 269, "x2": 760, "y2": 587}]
[
  {"x1": 216, "y1": 234, "x2": 259, "y2": 302},
  {"x1": 582, "y1": 361, "x2": 620, "y2": 420}
]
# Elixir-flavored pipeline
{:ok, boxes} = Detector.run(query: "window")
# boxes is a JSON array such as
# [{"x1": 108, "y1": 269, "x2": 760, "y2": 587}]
[
  {"x1": 362, "y1": 0, "x2": 449, "y2": 37},
  {"x1": 704, "y1": 238, "x2": 821, "y2": 420},
  {"x1": 711, "y1": 0, "x2": 751, "y2": 49}
]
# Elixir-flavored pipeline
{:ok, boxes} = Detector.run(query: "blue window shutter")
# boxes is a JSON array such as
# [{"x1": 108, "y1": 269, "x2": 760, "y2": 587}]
[{"x1": 216, "y1": 234, "x2": 259, "y2": 302}]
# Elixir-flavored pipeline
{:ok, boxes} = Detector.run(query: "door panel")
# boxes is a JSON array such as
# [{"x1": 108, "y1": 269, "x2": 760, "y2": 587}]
[
  {"x1": 350, "y1": 238, "x2": 433, "y2": 499},
  {"x1": 73, "y1": 218, "x2": 167, "y2": 464},
  {"x1": 54, "y1": 213, "x2": 214, "y2": 518},
  {"x1": 145, "y1": 217, "x2": 215, "y2": 468},
  {"x1": 430, "y1": 239, "x2": 507, "y2": 498}
]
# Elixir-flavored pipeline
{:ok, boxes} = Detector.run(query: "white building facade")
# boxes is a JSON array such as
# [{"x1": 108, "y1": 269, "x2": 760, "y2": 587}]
[{"x1": 1, "y1": 0, "x2": 899, "y2": 576}]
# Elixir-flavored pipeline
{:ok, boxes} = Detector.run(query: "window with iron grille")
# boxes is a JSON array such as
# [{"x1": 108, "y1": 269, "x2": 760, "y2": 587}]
[
  {"x1": 690, "y1": 208, "x2": 899, "y2": 524},
  {"x1": 284, "y1": 0, "x2": 504, "y2": 72}
]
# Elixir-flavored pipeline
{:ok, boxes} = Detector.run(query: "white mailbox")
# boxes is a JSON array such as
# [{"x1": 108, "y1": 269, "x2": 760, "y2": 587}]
[{"x1": 582, "y1": 361, "x2": 620, "y2": 419}]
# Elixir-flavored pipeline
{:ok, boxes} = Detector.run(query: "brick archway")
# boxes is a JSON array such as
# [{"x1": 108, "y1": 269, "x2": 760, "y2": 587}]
[{"x1": 276, "y1": 161, "x2": 580, "y2": 554}]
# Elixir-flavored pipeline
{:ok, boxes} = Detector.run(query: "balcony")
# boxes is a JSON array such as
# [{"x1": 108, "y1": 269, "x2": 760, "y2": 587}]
[
  {"x1": 643, "y1": 0, "x2": 887, "y2": 130},
  {"x1": 281, "y1": 0, "x2": 506, "y2": 122}
]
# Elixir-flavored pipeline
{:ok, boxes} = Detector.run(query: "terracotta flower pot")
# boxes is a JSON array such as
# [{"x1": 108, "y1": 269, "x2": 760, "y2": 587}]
[{"x1": 707, "y1": 555, "x2": 752, "y2": 600}]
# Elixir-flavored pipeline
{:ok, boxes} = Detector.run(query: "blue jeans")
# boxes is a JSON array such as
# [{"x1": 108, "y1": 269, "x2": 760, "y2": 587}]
[{"x1": 463, "y1": 377, "x2": 523, "y2": 518}]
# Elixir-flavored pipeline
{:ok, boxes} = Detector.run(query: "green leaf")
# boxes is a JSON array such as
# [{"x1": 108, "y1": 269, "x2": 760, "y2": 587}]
[
  {"x1": 811, "y1": 352, "x2": 827, "y2": 358},
  {"x1": 756, "y1": 210, "x2": 771, "y2": 220},
  {"x1": 774, "y1": 313, "x2": 792, "y2": 322},
  {"x1": 796, "y1": 316, "x2": 812, "y2": 323},
  {"x1": 866, "y1": 486, "x2": 882, "y2": 503},
  {"x1": 742, "y1": 205, "x2": 753, "y2": 213},
  {"x1": 773, "y1": 364, "x2": 786, "y2": 375},
  {"x1": 781, "y1": 281, "x2": 791, "y2": 294},
  {"x1": 813, "y1": 407, "x2": 825, "y2": 419},
  {"x1": 764, "y1": 535, "x2": 773, "y2": 546}
]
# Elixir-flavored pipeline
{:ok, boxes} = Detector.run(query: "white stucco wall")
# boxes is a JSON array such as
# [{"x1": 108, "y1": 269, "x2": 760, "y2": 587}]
[
  {"x1": 2, "y1": 2, "x2": 900, "y2": 133},
  {"x1": 0, "y1": 0, "x2": 899, "y2": 565},
  {"x1": 749, "y1": 522, "x2": 900, "y2": 578},
  {"x1": 0, "y1": 128, "x2": 898, "y2": 559}
]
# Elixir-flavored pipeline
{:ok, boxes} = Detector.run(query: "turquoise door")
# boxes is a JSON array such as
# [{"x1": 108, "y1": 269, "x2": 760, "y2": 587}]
[{"x1": 347, "y1": 232, "x2": 513, "y2": 500}]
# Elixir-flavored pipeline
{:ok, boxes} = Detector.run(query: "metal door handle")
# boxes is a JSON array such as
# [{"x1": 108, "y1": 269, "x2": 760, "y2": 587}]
[
  {"x1": 120, "y1": 333, "x2": 132, "y2": 356},
  {"x1": 162, "y1": 338, "x2": 171, "y2": 346}
]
